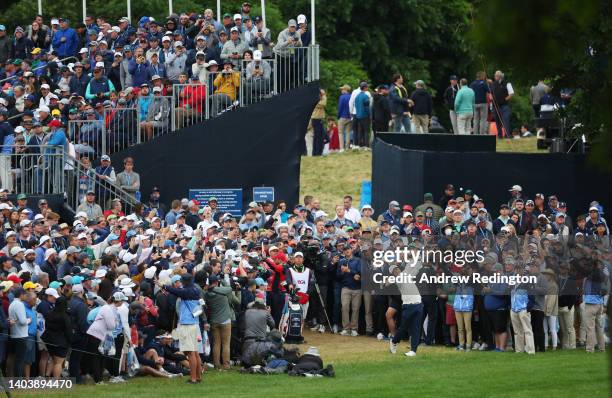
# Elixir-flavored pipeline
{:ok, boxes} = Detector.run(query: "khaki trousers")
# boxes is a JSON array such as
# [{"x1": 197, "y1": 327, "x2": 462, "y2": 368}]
[
  {"x1": 341, "y1": 288, "x2": 362, "y2": 330},
  {"x1": 510, "y1": 310, "x2": 535, "y2": 354},
  {"x1": 558, "y1": 306, "x2": 576, "y2": 349},
  {"x1": 455, "y1": 311, "x2": 473, "y2": 348},
  {"x1": 584, "y1": 303, "x2": 605, "y2": 352}
]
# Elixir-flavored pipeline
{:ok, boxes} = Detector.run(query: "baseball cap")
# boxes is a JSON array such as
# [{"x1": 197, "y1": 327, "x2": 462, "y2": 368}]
[
  {"x1": 288, "y1": 19, "x2": 297, "y2": 27},
  {"x1": 45, "y1": 288, "x2": 60, "y2": 298}
]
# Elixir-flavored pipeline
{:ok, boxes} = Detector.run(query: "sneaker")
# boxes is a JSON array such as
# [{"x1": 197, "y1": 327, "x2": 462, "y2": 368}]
[
  {"x1": 340, "y1": 329, "x2": 350, "y2": 336},
  {"x1": 309, "y1": 324, "x2": 320, "y2": 332},
  {"x1": 318, "y1": 324, "x2": 325, "y2": 333},
  {"x1": 376, "y1": 333, "x2": 385, "y2": 341},
  {"x1": 332, "y1": 325, "x2": 339, "y2": 334},
  {"x1": 351, "y1": 330, "x2": 359, "y2": 337},
  {"x1": 479, "y1": 343, "x2": 488, "y2": 351},
  {"x1": 472, "y1": 342, "x2": 480, "y2": 350},
  {"x1": 109, "y1": 376, "x2": 126, "y2": 383},
  {"x1": 456, "y1": 345, "x2": 465, "y2": 351},
  {"x1": 465, "y1": 348, "x2": 471, "y2": 352},
  {"x1": 404, "y1": 351, "x2": 417, "y2": 357},
  {"x1": 389, "y1": 339, "x2": 398, "y2": 354}
]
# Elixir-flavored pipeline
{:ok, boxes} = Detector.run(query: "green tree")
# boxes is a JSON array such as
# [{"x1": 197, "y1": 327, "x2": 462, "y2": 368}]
[
  {"x1": 319, "y1": 59, "x2": 369, "y2": 116},
  {"x1": 471, "y1": 0, "x2": 612, "y2": 169}
]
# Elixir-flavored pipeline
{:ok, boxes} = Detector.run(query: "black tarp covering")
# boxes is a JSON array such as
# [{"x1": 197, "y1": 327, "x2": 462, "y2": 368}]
[
  {"x1": 374, "y1": 132, "x2": 496, "y2": 152},
  {"x1": 110, "y1": 82, "x2": 320, "y2": 209},
  {"x1": 372, "y1": 137, "x2": 611, "y2": 218}
]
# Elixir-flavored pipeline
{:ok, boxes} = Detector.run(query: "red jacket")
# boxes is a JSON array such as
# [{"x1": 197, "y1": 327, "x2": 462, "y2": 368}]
[
  {"x1": 180, "y1": 84, "x2": 206, "y2": 113},
  {"x1": 264, "y1": 255, "x2": 287, "y2": 293}
]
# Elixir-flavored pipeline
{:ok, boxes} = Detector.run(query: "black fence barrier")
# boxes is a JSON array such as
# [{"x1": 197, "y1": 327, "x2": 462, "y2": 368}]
[
  {"x1": 110, "y1": 82, "x2": 320, "y2": 210},
  {"x1": 374, "y1": 132, "x2": 496, "y2": 152},
  {"x1": 372, "y1": 136, "x2": 611, "y2": 219}
]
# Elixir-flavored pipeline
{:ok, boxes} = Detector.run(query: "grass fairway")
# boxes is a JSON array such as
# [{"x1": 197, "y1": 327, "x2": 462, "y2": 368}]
[
  {"x1": 496, "y1": 137, "x2": 546, "y2": 153},
  {"x1": 17, "y1": 331, "x2": 608, "y2": 398},
  {"x1": 299, "y1": 137, "x2": 544, "y2": 212}
]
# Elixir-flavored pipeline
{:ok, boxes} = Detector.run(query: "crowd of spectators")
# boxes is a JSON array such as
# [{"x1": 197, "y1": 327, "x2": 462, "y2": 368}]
[
  {"x1": 0, "y1": 177, "x2": 608, "y2": 384},
  {"x1": 306, "y1": 70, "x2": 566, "y2": 156},
  {"x1": 0, "y1": 5, "x2": 314, "y2": 170}
]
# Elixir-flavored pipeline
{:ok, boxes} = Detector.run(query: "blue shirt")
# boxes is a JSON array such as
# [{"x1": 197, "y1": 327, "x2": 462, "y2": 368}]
[
  {"x1": 583, "y1": 278, "x2": 605, "y2": 305},
  {"x1": 355, "y1": 91, "x2": 370, "y2": 119},
  {"x1": 469, "y1": 79, "x2": 490, "y2": 104},
  {"x1": 511, "y1": 287, "x2": 529, "y2": 312},
  {"x1": 454, "y1": 86, "x2": 475, "y2": 115},
  {"x1": 337, "y1": 257, "x2": 361, "y2": 289},
  {"x1": 337, "y1": 93, "x2": 351, "y2": 119},
  {"x1": 25, "y1": 304, "x2": 37, "y2": 337}
]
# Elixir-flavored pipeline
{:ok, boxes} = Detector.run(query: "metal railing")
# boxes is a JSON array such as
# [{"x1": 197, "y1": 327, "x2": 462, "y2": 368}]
[
  {"x1": 274, "y1": 45, "x2": 318, "y2": 94},
  {"x1": 68, "y1": 106, "x2": 140, "y2": 159},
  {"x1": 1, "y1": 144, "x2": 140, "y2": 213},
  {"x1": 208, "y1": 70, "x2": 241, "y2": 117},
  {"x1": 141, "y1": 95, "x2": 173, "y2": 140},
  {"x1": 67, "y1": 155, "x2": 141, "y2": 215},
  {"x1": 0, "y1": 145, "x2": 65, "y2": 195},
  {"x1": 240, "y1": 59, "x2": 277, "y2": 107},
  {"x1": 171, "y1": 83, "x2": 208, "y2": 130},
  {"x1": 0, "y1": 56, "x2": 79, "y2": 86}
]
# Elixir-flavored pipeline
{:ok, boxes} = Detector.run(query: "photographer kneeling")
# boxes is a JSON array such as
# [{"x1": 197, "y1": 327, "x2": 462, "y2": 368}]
[{"x1": 241, "y1": 298, "x2": 278, "y2": 367}]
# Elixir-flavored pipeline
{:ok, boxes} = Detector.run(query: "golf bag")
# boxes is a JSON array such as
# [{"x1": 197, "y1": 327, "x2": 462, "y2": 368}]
[{"x1": 279, "y1": 290, "x2": 305, "y2": 344}]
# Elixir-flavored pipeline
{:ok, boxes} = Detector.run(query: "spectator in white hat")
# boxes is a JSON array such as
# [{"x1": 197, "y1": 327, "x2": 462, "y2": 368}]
[
  {"x1": 243, "y1": 49, "x2": 272, "y2": 102},
  {"x1": 508, "y1": 184, "x2": 524, "y2": 206}
]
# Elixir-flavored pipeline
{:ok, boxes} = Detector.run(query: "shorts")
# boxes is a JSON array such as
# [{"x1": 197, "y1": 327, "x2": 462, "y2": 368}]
[
  {"x1": 175, "y1": 324, "x2": 199, "y2": 352},
  {"x1": 388, "y1": 296, "x2": 402, "y2": 312},
  {"x1": 47, "y1": 344, "x2": 68, "y2": 358},
  {"x1": 446, "y1": 304, "x2": 456, "y2": 325},
  {"x1": 488, "y1": 310, "x2": 509, "y2": 334},
  {"x1": 25, "y1": 338, "x2": 36, "y2": 364}
]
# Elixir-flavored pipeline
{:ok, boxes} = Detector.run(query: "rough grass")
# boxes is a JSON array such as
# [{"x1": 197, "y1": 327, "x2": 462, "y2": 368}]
[
  {"x1": 496, "y1": 137, "x2": 546, "y2": 153},
  {"x1": 299, "y1": 137, "x2": 544, "y2": 213},
  {"x1": 18, "y1": 331, "x2": 608, "y2": 398},
  {"x1": 300, "y1": 149, "x2": 372, "y2": 213}
]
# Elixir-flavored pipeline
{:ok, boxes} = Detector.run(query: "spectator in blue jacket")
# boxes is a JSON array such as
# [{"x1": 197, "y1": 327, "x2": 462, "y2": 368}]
[
  {"x1": 337, "y1": 85, "x2": 352, "y2": 151},
  {"x1": 161, "y1": 274, "x2": 203, "y2": 383},
  {"x1": 378, "y1": 200, "x2": 402, "y2": 228},
  {"x1": 354, "y1": 82, "x2": 371, "y2": 148},
  {"x1": 52, "y1": 19, "x2": 78, "y2": 58},
  {"x1": 128, "y1": 49, "x2": 150, "y2": 88},
  {"x1": 337, "y1": 245, "x2": 362, "y2": 336},
  {"x1": 469, "y1": 71, "x2": 490, "y2": 135}
]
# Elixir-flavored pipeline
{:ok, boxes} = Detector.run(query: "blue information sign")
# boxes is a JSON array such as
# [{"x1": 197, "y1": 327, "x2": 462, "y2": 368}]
[
  {"x1": 189, "y1": 188, "x2": 243, "y2": 216},
  {"x1": 253, "y1": 187, "x2": 275, "y2": 203}
]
